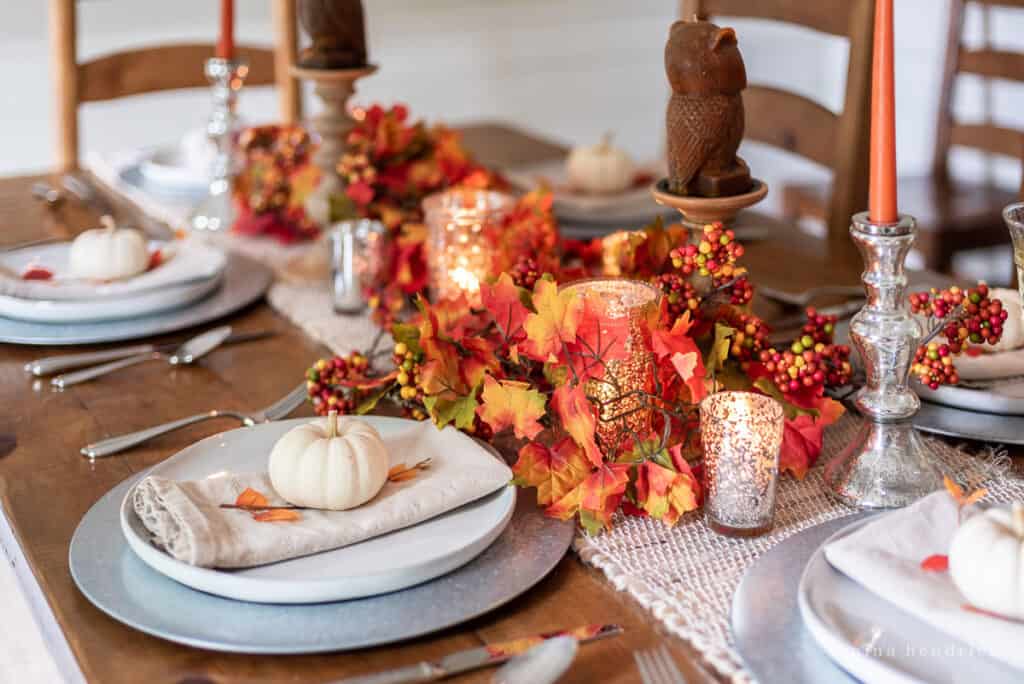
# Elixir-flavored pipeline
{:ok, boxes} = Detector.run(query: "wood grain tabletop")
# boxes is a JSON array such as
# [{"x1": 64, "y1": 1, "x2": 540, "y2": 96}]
[{"x1": 0, "y1": 123, "x2": 905, "y2": 684}]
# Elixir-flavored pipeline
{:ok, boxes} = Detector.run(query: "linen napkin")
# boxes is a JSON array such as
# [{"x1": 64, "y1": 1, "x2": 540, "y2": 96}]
[
  {"x1": 132, "y1": 421, "x2": 513, "y2": 568},
  {"x1": 824, "y1": 491, "x2": 1024, "y2": 670}
]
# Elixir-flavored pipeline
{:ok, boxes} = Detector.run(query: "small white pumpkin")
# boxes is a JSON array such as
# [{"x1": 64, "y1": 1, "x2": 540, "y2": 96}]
[
  {"x1": 69, "y1": 217, "x2": 149, "y2": 281},
  {"x1": 268, "y1": 411, "x2": 389, "y2": 510},
  {"x1": 566, "y1": 133, "x2": 635, "y2": 195},
  {"x1": 949, "y1": 503, "x2": 1024, "y2": 619},
  {"x1": 972, "y1": 288, "x2": 1024, "y2": 352}
]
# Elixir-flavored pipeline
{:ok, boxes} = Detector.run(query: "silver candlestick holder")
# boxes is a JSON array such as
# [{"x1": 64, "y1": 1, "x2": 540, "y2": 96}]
[
  {"x1": 189, "y1": 58, "x2": 248, "y2": 233},
  {"x1": 823, "y1": 212, "x2": 943, "y2": 509}
]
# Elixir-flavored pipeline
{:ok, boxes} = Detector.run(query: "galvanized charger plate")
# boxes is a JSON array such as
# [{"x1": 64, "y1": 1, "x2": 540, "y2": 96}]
[
  {"x1": 70, "y1": 473, "x2": 574, "y2": 654},
  {"x1": 0, "y1": 252, "x2": 271, "y2": 346}
]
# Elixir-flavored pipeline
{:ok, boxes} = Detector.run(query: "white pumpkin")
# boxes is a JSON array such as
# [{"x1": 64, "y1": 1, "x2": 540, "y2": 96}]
[
  {"x1": 566, "y1": 133, "x2": 635, "y2": 195},
  {"x1": 949, "y1": 503, "x2": 1024, "y2": 619},
  {"x1": 68, "y1": 217, "x2": 149, "y2": 281},
  {"x1": 268, "y1": 412, "x2": 389, "y2": 510},
  {"x1": 972, "y1": 288, "x2": 1024, "y2": 352}
]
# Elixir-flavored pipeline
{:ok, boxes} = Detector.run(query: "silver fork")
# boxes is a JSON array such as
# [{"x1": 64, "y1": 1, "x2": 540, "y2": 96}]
[
  {"x1": 80, "y1": 383, "x2": 308, "y2": 459},
  {"x1": 759, "y1": 284, "x2": 864, "y2": 308},
  {"x1": 635, "y1": 646, "x2": 687, "y2": 684}
]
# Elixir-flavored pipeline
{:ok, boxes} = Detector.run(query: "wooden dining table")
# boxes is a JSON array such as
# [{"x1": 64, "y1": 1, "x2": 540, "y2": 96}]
[{"x1": 0, "y1": 124, "x2": 887, "y2": 684}]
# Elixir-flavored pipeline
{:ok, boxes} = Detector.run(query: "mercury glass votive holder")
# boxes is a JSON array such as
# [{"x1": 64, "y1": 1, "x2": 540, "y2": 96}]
[
  {"x1": 560, "y1": 278, "x2": 661, "y2": 448},
  {"x1": 700, "y1": 391, "x2": 785, "y2": 537},
  {"x1": 328, "y1": 219, "x2": 384, "y2": 314},
  {"x1": 423, "y1": 189, "x2": 514, "y2": 304}
]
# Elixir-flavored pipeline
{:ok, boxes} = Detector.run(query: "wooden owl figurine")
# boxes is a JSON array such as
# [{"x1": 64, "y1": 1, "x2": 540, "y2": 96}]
[
  {"x1": 665, "y1": 19, "x2": 751, "y2": 197},
  {"x1": 297, "y1": 0, "x2": 368, "y2": 69}
]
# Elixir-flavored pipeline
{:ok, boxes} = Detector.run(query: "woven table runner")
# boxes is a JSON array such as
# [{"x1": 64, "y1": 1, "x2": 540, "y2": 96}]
[{"x1": 574, "y1": 415, "x2": 1024, "y2": 682}]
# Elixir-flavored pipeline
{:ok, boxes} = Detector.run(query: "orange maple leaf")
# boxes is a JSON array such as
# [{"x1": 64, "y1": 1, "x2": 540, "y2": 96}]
[
  {"x1": 512, "y1": 438, "x2": 592, "y2": 506},
  {"x1": 235, "y1": 487, "x2": 270, "y2": 508},
  {"x1": 943, "y1": 475, "x2": 988, "y2": 508},
  {"x1": 480, "y1": 272, "x2": 531, "y2": 343},
  {"x1": 565, "y1": 296, "x2": 632, "y2": 380},
  {"x1": 779, "y1": 396, "x2": 845, "y2": 479},
  {"x1": 634, "y1": 460, "x2": 701, "y2": 526},
  {"x1": 252, "y1": 509, "x2": 302, "y2": 522},
  {"x1": 551, "y1": 383, "x2": 603, "y2": 467},
  {"x1": 652, "y1": 313, "x2": 706, "y2": 402},
  {"x1": 475, "y1": 375, "x2": 547, "y2": 440},
  {"x1": 547, "y1": 463, "x2": 631, "y2": 533},
  {"x1": 522, "y1": 279, "x2": 584, "y2": 362}
]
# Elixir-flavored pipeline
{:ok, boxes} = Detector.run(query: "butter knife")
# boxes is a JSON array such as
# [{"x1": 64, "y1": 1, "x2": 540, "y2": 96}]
[
  {"x1": 24, "y1": 330, "x2": 274, "y2": 376},
  {"x1": 330, "y1": 624, "x2": 622, "y2": 684}
]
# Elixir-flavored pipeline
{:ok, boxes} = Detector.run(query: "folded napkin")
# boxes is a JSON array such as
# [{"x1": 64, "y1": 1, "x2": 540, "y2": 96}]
[
  {"x1": 955, "y1": 349, "x2": 1024, "y2": 382},
  {"x1": 132, "y1": 422, "x2": 513, "y2": 568},
  {"x1": 825, "y1": 491, "x2": 1024, "y2": 670}
]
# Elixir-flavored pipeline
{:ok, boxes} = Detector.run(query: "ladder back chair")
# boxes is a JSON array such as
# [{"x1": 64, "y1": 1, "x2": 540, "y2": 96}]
[
  {"x1": 680, "y1": 0, "x2": 875, "y2": 270},
  {"x1": 49, "y1": 0, "x2": 302, "y2": 173}
]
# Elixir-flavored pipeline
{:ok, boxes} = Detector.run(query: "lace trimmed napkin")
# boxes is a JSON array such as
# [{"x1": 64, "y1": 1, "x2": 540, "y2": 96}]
[
  {"x1": 824, "y1": 491, "x2": 1024, "y2": 671},
  {"x1": 132, "y1": 421, "x2": 513, "y2": 568}
]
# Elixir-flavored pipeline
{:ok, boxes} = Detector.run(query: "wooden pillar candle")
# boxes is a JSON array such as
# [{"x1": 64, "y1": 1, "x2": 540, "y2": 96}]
[
  {"x1": 869, "y1": 0, "x2": 898, "y2": 223},
  {"x1": 217, "y1": 0, "x2": 235, "y2": 60}
]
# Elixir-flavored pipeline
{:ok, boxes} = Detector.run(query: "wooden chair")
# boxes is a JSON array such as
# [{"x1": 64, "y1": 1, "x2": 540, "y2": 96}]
[
  {"x1": 784, "y1": 0, "x2": 1024, "y2": 274},
  {"x1": 680, "y1": 0, "x2": 875, "y2": 270},
  {"x1": 49, "y1": 0, "x2": 302, "y2": 173}
]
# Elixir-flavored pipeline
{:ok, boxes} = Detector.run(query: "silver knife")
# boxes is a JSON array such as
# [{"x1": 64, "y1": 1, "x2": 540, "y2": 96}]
[
  {"x1": 24, "y1": 330, "x2": 275, "y2": 376},
  {"x1": 330, "y1": 624, "x2": 622, "y2": 684}
]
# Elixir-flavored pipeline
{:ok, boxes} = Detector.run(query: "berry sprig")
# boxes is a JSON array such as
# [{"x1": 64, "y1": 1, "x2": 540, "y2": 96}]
[
  {"x1": 509, "y1": 256, "x2": 542, "y2": 290},
  {"x1": 669, "y1": 222, "x2": 745, "y2": 281},
  {"x1": 908, "y1": 283, "x2": 1006, "y2": 389},
  {"x1": 653, "y1": 273, "x2": 700, "y2": 322},
  {"x1": 757, "y1": 308, "x2": 852, "y2": 394},
  {"x1": 305, "y1": 352, "x2": 371, "y2": 415},
  {"x1": 721, "y1": 310, "x2": 770, "y2": 363},
  {"x1": 392, "y1": 341, "x2": 427, "y2": 420}
]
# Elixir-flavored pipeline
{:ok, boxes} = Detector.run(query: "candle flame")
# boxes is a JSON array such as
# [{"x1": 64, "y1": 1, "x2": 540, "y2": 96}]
[{"x1": 448, "y1": 267, "x2": 481, "y2": 293}]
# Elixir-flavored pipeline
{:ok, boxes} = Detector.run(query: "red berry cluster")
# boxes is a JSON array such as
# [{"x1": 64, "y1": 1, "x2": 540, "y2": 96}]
[
  {"x1": 757, "y1": 309, "x2": 852, "y2": 394},
  {"x1": 653, "y1": 273, "x2": 700, "y2": 322},
  {"x1": 509, "y1": 256, "x2": 542, "y2": 290},
  {"x1": 305, "y1": 352, "x2": 371, "y2": 415},
  {"x1": 723, "y1": 311, "x2": 770, "y2": 363},
  {"x1": 669, "y1": 222, "x2": 745, "y2": 282},
  {"x1": 912, "y1": 342, "x2": 958, "y2": 390},
  {"x1": 725, "y1": 276, "x2": 754, "y2": 306},
  {"x1": 910, "y1": 284, "x2": 1006, "y2": 353}
]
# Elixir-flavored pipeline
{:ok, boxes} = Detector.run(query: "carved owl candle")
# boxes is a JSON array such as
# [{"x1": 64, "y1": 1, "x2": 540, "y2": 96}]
[
  {"x1": 664, "y1": 19, "x2": 752, "y2": 198},
  {"x1": 298, "y1": 0, "x2": 368, "y2": 69}
]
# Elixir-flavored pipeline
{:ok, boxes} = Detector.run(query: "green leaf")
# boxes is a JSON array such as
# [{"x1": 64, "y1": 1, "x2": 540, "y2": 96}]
[
  {"x1": 707, "y1": 323, "x2": 734, "y2": 374},
  {"x1": 391, "y1": 323, "x2": 422, "y2": 355},
  {"x1": 355, "y1": 386, "x2": 391, "y2": 415},
  {"x1": 423, "y1": 392, "x2": 479, "y2": 430},
  {"x1": 327, "y1": 192, "x2": 358, "y2": 222},
  {"x1": 752, "y1": 378, "x2": 820, "y2": 421},
  {"x1": 578, "y1": 509, "x2": 605, "y2": 535},
  {"x1": 543, "y1": 362, "x2": 568, "y2": 388}
]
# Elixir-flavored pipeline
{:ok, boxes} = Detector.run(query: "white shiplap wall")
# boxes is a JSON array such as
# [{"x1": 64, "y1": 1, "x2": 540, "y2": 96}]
[{"x1": 1, "y1": 0, "x2": 1023, "y2": 200}]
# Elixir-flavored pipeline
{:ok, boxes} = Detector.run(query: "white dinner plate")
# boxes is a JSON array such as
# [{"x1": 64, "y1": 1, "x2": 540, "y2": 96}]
[
  {"x1": 120, "y1": 416, "x2": 516, "y2": 604},
  {"x1": 798, "y1": 517, "x2": 1019, "y2": 683},
  {"x1": 0, "y1": 238, "x2": 226, "y2": 301},
  {"x1": 138, "y1": 145, "x2": 210, "y2": 194},
  {"x1": 916, "y1": 380, "x2": 1024, "y2": 416}
]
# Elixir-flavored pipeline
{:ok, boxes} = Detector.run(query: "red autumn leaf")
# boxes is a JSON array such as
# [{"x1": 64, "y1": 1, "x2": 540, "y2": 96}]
[
  {"x1": 564, "y1": 296, "x2": 633, "y2": 381},
  {"x1": 522, "y1": 279, "x2": 584, "y2": 362},
  {"x1": 779, "y1": 396, "x2": 845, "y2": 479},
  {"x1": 475, "y1": 375, "x2": 547, "y2": 440},
  {"x1": 511, "y1": 438, "x2": 592, "y2": 506},
  {"x1": 480, "y1": 272, "x2": 530, "y2": 343},
  {"x1": 652, "y1": 313, "x2": 706, "y2": 402},
  {"x1": 460, "y1": 336, "x2": 502, "y2": 390},
  {"x1": 547, "y1": 463, "x2": 630, "y2": 534},
  {"x1": 147, "y1": 249, "x2": 164, "y2": 271},
  {"x1": 551, "y1": 383, "x2": 603, "y2": 467},
  {"x1": 634, "y1": 460, "x2": 700, "y2": 526},
  {"x1": 920, "y1": 554, "x2": 949, "y2": 572},
  {"x1": 21, "y1": 265, "x2": 54, "y2": 280},
  {"x1": 235, "y1": 487, "x2": 270, "y2": 508},
  {"x1": 252, "y1": 509, "x2": 302, "y2": 522}
]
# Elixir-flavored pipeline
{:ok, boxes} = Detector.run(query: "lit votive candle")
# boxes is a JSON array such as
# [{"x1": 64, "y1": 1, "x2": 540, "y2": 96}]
[
  {"x1": 699, "y1": 391, "x2": 784, "y2": 537},
  {"x1": 560, "y1": 278, "x2": 661, "y2": 448},
  {"x1": 423, "y1": 189, "x2": 513, "y2": 304}
]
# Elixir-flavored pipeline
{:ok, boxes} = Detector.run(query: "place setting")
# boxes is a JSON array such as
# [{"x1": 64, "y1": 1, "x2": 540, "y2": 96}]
[{"x1": 7, "y1": 1, "x2": 1024, "y2": 683}]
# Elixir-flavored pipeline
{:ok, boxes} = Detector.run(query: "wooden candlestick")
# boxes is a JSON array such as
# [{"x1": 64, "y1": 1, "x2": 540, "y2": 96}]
[
  {"x1": 290, "y1": 64, "x2": 377, "y2": 226},
  {"x1": 216, "y1": 0, "x2": 235, "y2": 60},
  {"x1": 869, "y1": 0, "x2": 898, "y2": 224}
]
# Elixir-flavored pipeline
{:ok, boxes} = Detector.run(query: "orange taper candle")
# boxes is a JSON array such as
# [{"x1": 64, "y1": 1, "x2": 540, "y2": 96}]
[
  {"x1": 216, "y1": 0, "x2": 235, "y2": 60},
  {"x1": 869, "y1": 0, "x2": 898, "y2": 224}
]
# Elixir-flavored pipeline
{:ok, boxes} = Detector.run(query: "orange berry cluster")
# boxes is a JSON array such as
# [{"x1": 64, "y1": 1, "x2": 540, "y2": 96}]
[{"x1": 305, "y1": 352, "x2": 370, "y2": 416}]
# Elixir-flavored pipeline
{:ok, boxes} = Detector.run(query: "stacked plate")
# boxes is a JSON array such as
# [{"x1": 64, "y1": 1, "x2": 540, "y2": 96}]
[{"x1": 71, "y1": 416, "x2": 575, "y2": 653}]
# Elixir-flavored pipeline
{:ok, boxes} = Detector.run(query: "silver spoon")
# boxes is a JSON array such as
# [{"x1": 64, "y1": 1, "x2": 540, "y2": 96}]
[
  {"x1": 51, "y1": 325, "x2": 233, "y2": 388},
  {"x1": 492, "y1": 636, "x2": 578, "y2": 684}
]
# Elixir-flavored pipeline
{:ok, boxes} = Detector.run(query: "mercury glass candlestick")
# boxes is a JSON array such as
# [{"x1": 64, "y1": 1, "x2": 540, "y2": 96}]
[
  {"x1": 823, "y1": 212, "x2": 943, "y2": 508},
  {"x1": 423, "y1": 189, "x2": 513, "y2": 304},
  {"x1": 560, "y1": 278, "x2": 661, "y2": 447},
  {"x1": 1003, "y1": 202, "x2": 1024, "y2": 303},
  {"x1": 700, "y1": 391, "x2": 784, "y2": 537},
  {"x1": 189, "y1": 58, "x2": 248, "y2": 233}
]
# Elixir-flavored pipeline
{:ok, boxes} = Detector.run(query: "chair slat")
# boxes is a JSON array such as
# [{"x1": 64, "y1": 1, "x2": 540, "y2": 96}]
[
  {"x1": 79, "y1": 43, "x2": 277, "y2": 103},
  {"x1": 950, "y1": 123, "x2": 1024, "y2": 158},
  {"x1": 681, "y1": 0, "x2": 850, "y2": 37},
  {"x1": 743, "y1": 86, "x2": 837, "y2": 168},
  {"x1": 958, "y1": 47, "x2": 1024, "y2": 82}
]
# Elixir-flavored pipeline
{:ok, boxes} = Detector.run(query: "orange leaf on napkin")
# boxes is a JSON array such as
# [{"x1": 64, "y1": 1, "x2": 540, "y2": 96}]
[
  {"x1": 252, "y1": 509, "x2": 302, "y2": 523},
  {"x1": 235, "y1": 487, "x2": 270, "y2": 508}
]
